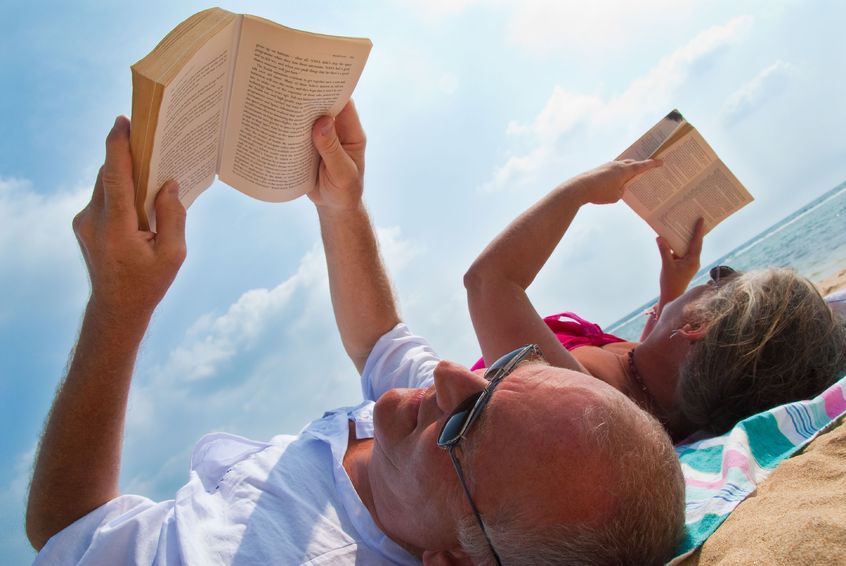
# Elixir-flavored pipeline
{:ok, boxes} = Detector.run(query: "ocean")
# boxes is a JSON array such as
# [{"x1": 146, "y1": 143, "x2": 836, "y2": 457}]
[{"x1": 607, "y1": 180, "x2": 846, "y2": 340}]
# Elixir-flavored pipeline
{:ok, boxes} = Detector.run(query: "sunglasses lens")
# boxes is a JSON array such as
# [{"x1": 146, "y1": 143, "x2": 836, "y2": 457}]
[
  {"x1": 710, "y1": 265, "x2": 737, "y2": 284},
  {"x1": 486, "y1": 345, "x2": 532, "y2": 378},
  {"x1": 437, "y1": 345, "x2": 541, "y2": 449},
  {"x1": 437, "y1": 393, "x2": 482, "y2": 447}
]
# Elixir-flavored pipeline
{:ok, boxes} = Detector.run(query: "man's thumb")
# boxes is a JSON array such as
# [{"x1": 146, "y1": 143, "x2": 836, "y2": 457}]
[
  {"x1": 312, "y1": 116, "x2": 353, "y2": 176},
  {"x1": 154, "y1": 181, "x2": 186, "y2": 256}
]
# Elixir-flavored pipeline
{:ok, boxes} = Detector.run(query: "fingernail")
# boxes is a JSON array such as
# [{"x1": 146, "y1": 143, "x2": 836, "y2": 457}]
[
  {"x1": 166, "y1": 180, "x2": 179, "y2": 195},
  {"x1": 320, "y1": 118, "x2": 333, "y2": 136},
  {"x1": 113, "y1": 116, "x2": 128, "y2": 134}
]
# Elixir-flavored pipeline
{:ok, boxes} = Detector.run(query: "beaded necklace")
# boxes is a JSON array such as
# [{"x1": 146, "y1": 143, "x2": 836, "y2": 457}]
[{"x1": 627, "y1": 348, "x2": 659, "y2": 411}]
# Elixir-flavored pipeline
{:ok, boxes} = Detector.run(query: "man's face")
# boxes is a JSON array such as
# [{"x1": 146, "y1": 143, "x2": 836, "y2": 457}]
[{"x1": 368, "y1": 358, "x2": 623, "y2": 553}]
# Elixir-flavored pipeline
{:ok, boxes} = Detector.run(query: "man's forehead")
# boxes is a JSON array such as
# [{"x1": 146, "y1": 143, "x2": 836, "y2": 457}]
[
  {"x1": 475, "y1": 362, "x2": 606, "y2": 440},
  {"x1": 463, "y1": 362, "x2": 616, "y2": 520},
  {"x1": 472, "y1": 358, "x2": 548, "y2": 381},
  {"x1": 492, "y1": 360, "x2": 602, "y2": 393}
]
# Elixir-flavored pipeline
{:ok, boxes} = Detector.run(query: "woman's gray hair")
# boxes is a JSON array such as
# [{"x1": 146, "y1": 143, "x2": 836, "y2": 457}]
[
  {"x1": 679, "y1": 267, "x2": 846, "y2": 435},
  {"x1": 457, "y1": 393, "x2": 685, "y2": 566}
]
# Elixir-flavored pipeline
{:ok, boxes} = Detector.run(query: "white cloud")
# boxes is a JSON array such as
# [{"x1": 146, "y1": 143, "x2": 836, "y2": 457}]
[
  {"x1": 481, "y1": 15, "x2": 753, "y2": 192},
  {"x1": 130, "y1": 223, "x2": 422, "y2": 420},
  {"x1": 0, "y1": 177, "x2": 90, "y2": 321},
  {"x1": 608, "y1": 15, "x2": 753, "y2": 119},
  {"x1": 480, "y1": 145, "x2": 552, "y2": 193},
  {"x1": 721, "y1": 60, "x2": 797, "y2": 122},
  {"x1": 438, "y1": 72, "x2": 460, "y2": 95},
  {"x1": 153, "y1": 224, "x2": 422, "y2": 385},
  {"x1": 2, "y1": 444, "x2": 36, "y2": 505},
  {"x1": 402, "y1": 0, "x2": 483, "y2": 22},
  {"x1": 152, "y1": 244, "x2": 323, "y2": 385},
  {"x1": 0, "y1": 444, "x2": 37, "y2": 559},
  {"x1": 119, "y1": 224, "x2": 425, "y2": 498},
  {"x1": 504, "y1": 0, "x2": 698, "y2": 55},
  {"x1": 377, "y1": 225, "x2": 425, "y2": 272},
  {"x1": 0, "y1": 178, "x2": 88, "y2": 268},
  {"x1": 364, "y1": 43, "x2": 459, "y2": 110},
  {"x1": 159, "y1": 224, "x2": 411, "y2": 386},
  {"x1": 524, "y1": 88, "x2": 605, "y2": 145}
]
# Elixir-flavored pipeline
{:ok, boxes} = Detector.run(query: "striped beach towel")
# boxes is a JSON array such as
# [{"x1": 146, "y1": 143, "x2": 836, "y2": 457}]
[{"x1": 669, "y1": 374, "x2": 846, "y2": 563}]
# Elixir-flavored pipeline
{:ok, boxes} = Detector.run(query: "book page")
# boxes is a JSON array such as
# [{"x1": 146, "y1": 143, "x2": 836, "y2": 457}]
[
  {"x1": 143, "y1": 17, "x2": 239, "y2": 230},
  {"x1": 645, "y1": 163, "x2": 752, "y2": 253},
  {"x1": 623, "y1": 126, "x2": 752, "y2": 254},
  {"x1": 617, "y1": 109, "x2": 685, "y2": 161},
  {"x1": 218, "y1": 16, "x2": 372, "y2": 202},
  {"x1": 623, "y1": 128, "x2": 717, "y2": 215}
]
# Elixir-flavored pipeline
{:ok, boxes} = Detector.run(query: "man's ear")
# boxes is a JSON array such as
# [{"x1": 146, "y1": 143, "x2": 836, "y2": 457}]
[{"x1": 422, "y1": 548, "x2": 474, "y2": 566}]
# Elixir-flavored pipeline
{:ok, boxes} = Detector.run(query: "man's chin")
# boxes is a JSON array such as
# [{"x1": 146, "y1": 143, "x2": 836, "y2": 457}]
[{"x1": 376, "y1": 387, "x2": 422, "y2": 430}]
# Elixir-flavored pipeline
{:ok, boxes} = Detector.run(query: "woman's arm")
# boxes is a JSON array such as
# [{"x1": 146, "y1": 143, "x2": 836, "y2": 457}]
[
  {"x1": 465, "y1": 160, "x2": 661, "y2": 370},
  {"x1": 640, "y1": 218, "x2": 705, "y2": 340}
]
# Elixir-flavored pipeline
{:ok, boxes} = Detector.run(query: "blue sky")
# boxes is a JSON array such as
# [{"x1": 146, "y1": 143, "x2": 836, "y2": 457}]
[{"x1": 2, "y1": 0, "x2": 845, "y2": 560}]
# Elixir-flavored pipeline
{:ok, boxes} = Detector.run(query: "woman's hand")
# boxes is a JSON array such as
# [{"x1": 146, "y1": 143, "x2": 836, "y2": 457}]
[
  {"x1": 574, "y1": 159, "x2": 663, "y2": 205},
  {"x1": 657, "y1": 217, "x2": 705, "y2": 304}
]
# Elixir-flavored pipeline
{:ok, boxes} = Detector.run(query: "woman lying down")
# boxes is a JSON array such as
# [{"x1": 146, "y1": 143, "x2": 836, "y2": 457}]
[{"x1": 465, "y1": 160, "x2": 846, "y2": 442}]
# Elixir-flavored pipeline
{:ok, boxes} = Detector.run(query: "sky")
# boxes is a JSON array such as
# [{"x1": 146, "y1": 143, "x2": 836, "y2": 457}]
[{"x1": 2, "y1": 0, "x2": 845, "y2": 561}]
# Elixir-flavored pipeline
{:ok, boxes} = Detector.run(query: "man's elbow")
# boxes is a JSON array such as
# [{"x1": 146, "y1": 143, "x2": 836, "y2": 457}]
[
  {"x1": 25, "y1": 497, "x2": 76, "y2": 552},
  {"x1": 464, "y1": 264, "x2": 515, "y2": 298},
  {"x1": 25, "y1": 508, "x2": 51, "y2": 552},
  {"x1": 463, "y1": 263, "x2": 486, "y2": 295}
]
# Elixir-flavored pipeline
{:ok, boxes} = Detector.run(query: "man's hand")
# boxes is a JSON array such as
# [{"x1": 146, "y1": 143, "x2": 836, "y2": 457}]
[
  {"x1": 308, "y1": 101, "x2": 400, "y2": 373},
  {"x1": 572, "y1": 159, "x2": 663, "y2": 205},
  {"x1": 657, "y1": 217, "x2": 705, "y2": 304},
  {"x1": 26, "y1": 116, "x2": 187, "y2": 550},
  {"x1": 73, "y1": 116, "x2": 186, "y2": 322},
  {"x1": 308, "y1": 100, "x2": 366, "y2": 212}
]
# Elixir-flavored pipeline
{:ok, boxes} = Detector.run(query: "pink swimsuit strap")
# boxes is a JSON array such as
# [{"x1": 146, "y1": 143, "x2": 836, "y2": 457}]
[{"x1": 470, "y1": 311, "x2": 625, "y2": 370}]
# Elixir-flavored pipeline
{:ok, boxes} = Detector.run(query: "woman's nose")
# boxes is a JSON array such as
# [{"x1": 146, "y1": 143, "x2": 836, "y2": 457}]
[{"x1": 433, "y1": 360, "x2": 488, "y2": 413}]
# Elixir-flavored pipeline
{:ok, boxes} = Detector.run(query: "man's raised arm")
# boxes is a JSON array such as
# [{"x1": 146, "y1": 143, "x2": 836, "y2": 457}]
[
  {"x1": 25, "y1": 117, "x2": 186, "y2": 550},
  {"x1": 309, "y1": 102, "x2": 400, "y2": 374}
]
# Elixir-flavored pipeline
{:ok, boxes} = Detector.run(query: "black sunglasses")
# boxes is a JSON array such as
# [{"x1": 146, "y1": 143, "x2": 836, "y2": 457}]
[
  {"x1": 709, "y1": 265, "x2": 738, "y2": 286},
  {"x1": 436, "y1": 344, "x2": 543, "y2": 566}
]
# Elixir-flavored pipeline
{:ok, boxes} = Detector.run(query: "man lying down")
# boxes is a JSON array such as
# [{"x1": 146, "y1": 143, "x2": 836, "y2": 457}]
[{"x1": 25, "y1": 104, "x2": 685, "y2": 565}]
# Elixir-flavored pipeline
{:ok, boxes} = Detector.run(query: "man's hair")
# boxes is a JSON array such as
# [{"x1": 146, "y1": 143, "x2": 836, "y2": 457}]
[
  {"x1": 458, "y1": 394, "x2": 685, "y2": 565},
  {"x1": 679, "y1": 268, "x2": 846, "y2": 435}
]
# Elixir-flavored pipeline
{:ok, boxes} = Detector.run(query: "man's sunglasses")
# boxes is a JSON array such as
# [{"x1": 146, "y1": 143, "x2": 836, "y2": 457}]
[{"x1": 436, "y1": 344, "x2": 543, "y2": 566}]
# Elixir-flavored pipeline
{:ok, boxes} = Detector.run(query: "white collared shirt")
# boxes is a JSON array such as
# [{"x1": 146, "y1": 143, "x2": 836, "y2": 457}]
[{"x1": 35, "y1": 324, "x2": 438, "y2": 565}]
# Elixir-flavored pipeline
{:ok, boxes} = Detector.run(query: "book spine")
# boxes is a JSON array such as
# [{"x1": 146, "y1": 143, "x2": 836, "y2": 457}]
[
  {"x1": 130, "y1": 68, "x2": 165, "y2": 231},
  {"x1": 217, "y1": 14, "x2": 244, "y2": 172}
]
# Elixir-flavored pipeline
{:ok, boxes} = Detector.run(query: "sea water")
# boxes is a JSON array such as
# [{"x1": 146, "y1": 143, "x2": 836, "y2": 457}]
[{"x1": 607, "y1": 180, "x2": 846, "y2": 340}]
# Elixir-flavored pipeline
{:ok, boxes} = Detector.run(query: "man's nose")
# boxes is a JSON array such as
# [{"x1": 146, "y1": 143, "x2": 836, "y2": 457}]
[{"x1": 433, "y1": 360, "x2": 488, "y2": 413}]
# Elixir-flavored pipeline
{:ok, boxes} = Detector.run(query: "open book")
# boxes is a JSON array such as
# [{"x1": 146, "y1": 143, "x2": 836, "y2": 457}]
[
  {"x1": 130, "y1": 8, "x2": 372, "y2": 230},
  {"x1": 617, "y1": 110, "x2": 753, "y2": 255}
]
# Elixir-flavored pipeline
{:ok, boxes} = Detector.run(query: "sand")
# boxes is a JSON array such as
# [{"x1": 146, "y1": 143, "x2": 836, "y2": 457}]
[
  {"x1": 678, "y1": 267, "x2": 846, "y2": 564},
  {"x1": 681, "y1": 417, "x2": 846, "y2": 565},
  {"x1": 816, "y1": 267, "x2": 846, "y2": 296}
]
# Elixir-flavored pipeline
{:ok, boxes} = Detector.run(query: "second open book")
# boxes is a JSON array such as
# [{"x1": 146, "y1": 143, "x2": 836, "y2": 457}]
[{"x1": 618, "y1": 110, "x2": 753, "y2": 255}]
